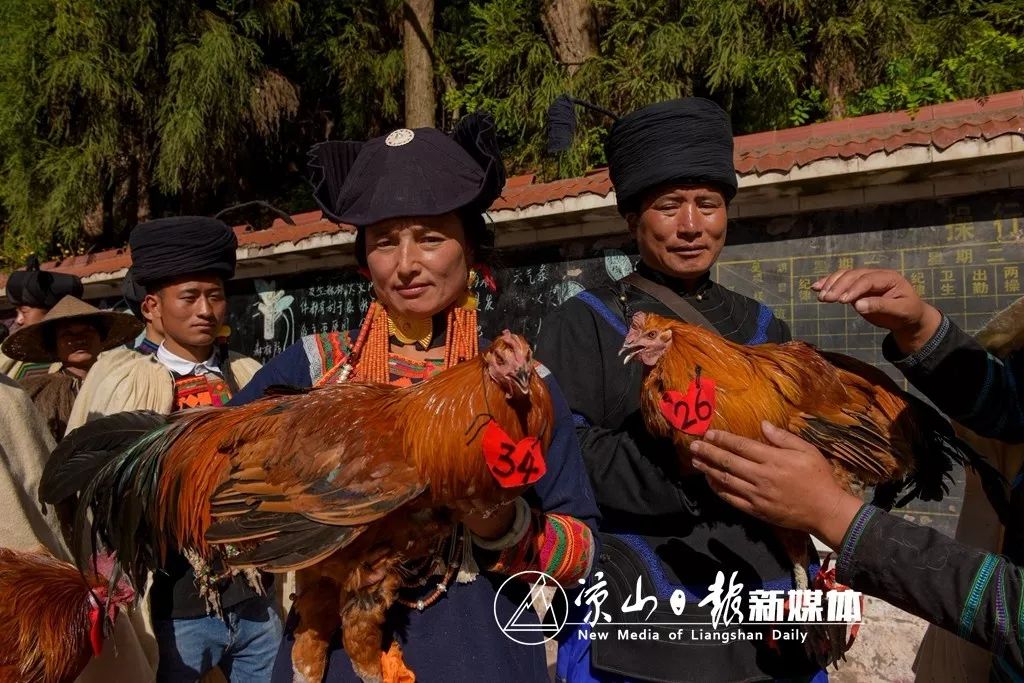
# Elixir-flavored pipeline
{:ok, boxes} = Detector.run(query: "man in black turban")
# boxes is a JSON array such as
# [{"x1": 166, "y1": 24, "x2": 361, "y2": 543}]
[
  {"x1": 5, "y1": 255, "x2": 84, "y2": 328},
  {"x1": 538, "y1": 98, "x2": 820, "y2": 683},
  {"x1": 66, "y1": 216, "x2": 281, "y2": 683}
]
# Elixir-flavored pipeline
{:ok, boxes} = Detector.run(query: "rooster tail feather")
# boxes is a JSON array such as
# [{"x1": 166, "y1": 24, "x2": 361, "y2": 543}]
[
  {"x1": 40, "y1": 411, "x2": 169, "y2": 504},
  {"x1": 210, "y1": 513, "x2": 366, "y2": 572},
  {"x1": 72, "y1": 418, "x2": 190, "y2": 586}
]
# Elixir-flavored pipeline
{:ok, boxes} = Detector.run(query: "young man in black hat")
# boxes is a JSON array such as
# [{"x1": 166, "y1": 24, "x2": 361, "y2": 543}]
[
  {"x1": 1, "y1": 256, "x2": 84, "y2": 380},
  {"x1": 67, "y1": 217, "x2": 280, "y2": 683},
  {"x1": 537, "y1": 98, "x2": 823, "y2": 682}
]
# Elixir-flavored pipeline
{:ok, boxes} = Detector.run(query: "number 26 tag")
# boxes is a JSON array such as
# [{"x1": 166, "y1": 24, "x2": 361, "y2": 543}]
[{"x1": 659, "y1": 367, "x2": 716, "y2": 436}]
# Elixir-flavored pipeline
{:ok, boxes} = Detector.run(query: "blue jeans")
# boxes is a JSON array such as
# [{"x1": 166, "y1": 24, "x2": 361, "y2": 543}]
[{"x1": 153, "y1": 595, "x2": 283, "y2": 683}]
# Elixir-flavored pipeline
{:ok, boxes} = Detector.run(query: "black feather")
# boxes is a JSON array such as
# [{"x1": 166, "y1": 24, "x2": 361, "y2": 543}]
[
  {"x1": 261, "y1": 384, "x2": 312, "y2": 397},
  {"x1": 40, "y1": 411, "x2": 168, "y2": 504}
]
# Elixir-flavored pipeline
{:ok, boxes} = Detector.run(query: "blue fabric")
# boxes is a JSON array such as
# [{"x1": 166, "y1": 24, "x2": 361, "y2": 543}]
[
  {"x1": 747, "y1": 304, "x2": 774, "y2": 345},
  {"x1": 576, "y1": 291, "x2": 628, "y2": 337},
  {"x1": 237, "y1": 332, "x2": 600, "y2": 682},
  {"x1": 152, "y1": 595, "x2": 282, "y2": 683}
]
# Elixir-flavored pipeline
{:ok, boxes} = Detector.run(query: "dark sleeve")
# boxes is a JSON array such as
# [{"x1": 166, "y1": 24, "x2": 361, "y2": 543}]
[
  {"x1": 529, "y1": 371, "x2": 600, "y2": 530},
  {"x1": 837, "y1": 505, "x2": 1024, "y2": 671},
  {"x1": 774, "y1": 316, "x2": 792, "y2": 343},
  {"x1": 228, "y1": 340, "x2": 314, "y2": 406},
  {"x1": 536, "y1": 298, "x2": 694, "y2": 518},
  {"x1": 882, "y1": 316, "x2": 1024, "y2": 443}
]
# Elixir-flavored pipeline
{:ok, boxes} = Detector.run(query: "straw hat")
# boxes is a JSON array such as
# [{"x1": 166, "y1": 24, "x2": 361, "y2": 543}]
[{"x1": 1, "y1": 295, "x2": 143, "y2": 363}]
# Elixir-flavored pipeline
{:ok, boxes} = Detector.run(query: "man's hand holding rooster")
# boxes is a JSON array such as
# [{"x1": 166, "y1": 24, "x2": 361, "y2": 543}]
[{"x1": 690, "y1": 422, "x2": 864, "y2": 549}]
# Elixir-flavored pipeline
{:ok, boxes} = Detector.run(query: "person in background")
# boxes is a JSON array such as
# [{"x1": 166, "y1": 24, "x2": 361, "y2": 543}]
[
  {"x1": 1, "y1": 255, "x2": 83, "y2": 380},
  {"x1": 65, "y1": 217, "x2": 279, "y2": 683},
  {"x1": 537, "y1": 97, "x2": 820, "y2": 682},
  {"x1": 122, "y1": 265, "x2": 165, "y2": 354},
  {"x1": 689, "y1": 268, "x2": 1024, "y2": 678},
  {"x1": 0, "y1": 295, "x2": 141, "y2": 443}
]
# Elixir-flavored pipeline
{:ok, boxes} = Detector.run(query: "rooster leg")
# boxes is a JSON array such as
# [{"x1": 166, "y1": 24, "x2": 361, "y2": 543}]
[
  {"x1": 292, "y1": 572, "x2": 340, "y2": 683},
  {"x1": 341, "y1": 572, "x2": 403, "y2": 683}
]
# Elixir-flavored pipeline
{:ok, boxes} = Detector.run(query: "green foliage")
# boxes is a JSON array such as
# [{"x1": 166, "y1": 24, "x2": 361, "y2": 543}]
[{"x1": 0, "y1": 0, "x2": 1022, "y2": 266}]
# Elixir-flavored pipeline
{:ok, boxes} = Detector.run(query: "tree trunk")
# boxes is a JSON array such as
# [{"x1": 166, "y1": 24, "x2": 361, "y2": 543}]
[
  {"x1": 135, "y1": 150, "x2": 151, "y2": 224},
  {"x1": 82, "y1": 200, "x2": 104, "y2": 240},
  {"x1": 403, "y1": 0, "x2": 435, "y2": 128},
  {"x1": 540, "y1": 0, "x2": 598, "y2": 75}
]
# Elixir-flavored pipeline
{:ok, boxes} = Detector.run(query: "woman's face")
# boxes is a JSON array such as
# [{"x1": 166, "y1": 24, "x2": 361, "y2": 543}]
[
  {"x1": 364, "y1": 213, "x2": 472, "y2": 320},
  {"x1": 55, "y1": 321, "x2": 102, "y2": 369}
]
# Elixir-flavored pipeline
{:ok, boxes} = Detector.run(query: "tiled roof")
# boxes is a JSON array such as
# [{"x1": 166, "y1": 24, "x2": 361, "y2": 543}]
[{"x1": 3, "y1": 90, "x2": 1022, "y2": 287}]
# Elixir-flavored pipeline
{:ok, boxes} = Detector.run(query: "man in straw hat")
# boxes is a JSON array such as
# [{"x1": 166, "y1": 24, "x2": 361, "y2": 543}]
[
  {"x1": 1, "y1": 295, "x2": 142, "y2": 443},
  {"x1": 538, "y1": 97, "x2": 817, "y2": 683},
  {"x1": 66, "y1": 216, "x2": 279, "y2": 683},
  {"x1": 688, "y1": 268, "x2": 1024, "y2": 677},
  {"x1": 1, "y1": 256, "x2": 84, "y2": 380}
]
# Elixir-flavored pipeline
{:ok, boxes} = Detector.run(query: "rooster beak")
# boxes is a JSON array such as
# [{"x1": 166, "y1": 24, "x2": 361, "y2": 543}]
[
  {"x1": 619, "y1": 342, "x2": 642, "y2": 365},
  {"x1": 512, "y1": 368, "x2": 531, "y2": 395}
]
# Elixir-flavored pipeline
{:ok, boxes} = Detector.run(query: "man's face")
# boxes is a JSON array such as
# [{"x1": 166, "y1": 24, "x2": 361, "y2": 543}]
[
  {"x1": 15, "y1": 305, "x2": 48, "y2": 328},
  {"x1": 147, "y1": 276, "x2": 227, "y2": 350},
  {"x1": 627, "y1": 184, "x2": 728, "y2": 283},
  {"x1": 55, "y1": 321, "x2": 102, "y2": 369}
]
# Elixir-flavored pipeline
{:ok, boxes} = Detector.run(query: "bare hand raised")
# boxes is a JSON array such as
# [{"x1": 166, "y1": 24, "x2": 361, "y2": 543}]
[{"x1": 812, "y1": 269, "x2": 943, "y2": 354}]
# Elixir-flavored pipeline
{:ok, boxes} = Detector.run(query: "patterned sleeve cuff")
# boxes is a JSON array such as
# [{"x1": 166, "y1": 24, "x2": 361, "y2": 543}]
[
  {"x1": 836, "y1": 504, "x2": 880, "y2": 582},
  {"x1": 882, "y1": 315, "x2": 951, "y2": 370},
  {"x1": 486, "y1": 511, "x2": 595, "y2": 584}
]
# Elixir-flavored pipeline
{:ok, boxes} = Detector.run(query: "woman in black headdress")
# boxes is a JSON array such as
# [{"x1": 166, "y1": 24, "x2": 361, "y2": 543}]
[
  {"x1": 230, "y1": 113, "x2": 599, "y2": 683},
  {"x1": 537, "y1": 98, "x2": 824, "y2": 682}
]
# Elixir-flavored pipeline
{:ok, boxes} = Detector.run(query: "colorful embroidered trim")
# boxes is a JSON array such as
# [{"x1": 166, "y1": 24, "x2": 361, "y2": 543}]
[
  {"x1": 13, "y1": 361, "x2": 53, "y2": 381},
  {"x1": 489, "y1": 511, "x2": 594, "y2": 585},
  {"x1": 173, "y1": 374, "x2": 233, "y2": 410},
  {"x1": 836, "y1": 504, "x2": 877, "y2": 582},
  {"x1": 960, "y1": 553, "x2": 999, "y2": 639},
  {"x1": 304, "y1": 331, "x2": 352, "y2": 385}
]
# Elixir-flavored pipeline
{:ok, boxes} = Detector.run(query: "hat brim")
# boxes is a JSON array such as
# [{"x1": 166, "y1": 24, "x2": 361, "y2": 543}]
[{"x1": 1, "y1": 310, "x2": 144, "y2": 363}]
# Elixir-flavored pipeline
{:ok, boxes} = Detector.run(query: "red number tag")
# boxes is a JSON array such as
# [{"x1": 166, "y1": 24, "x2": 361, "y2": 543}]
[
  {"x1": 659, "y1": 369, "x2": 716, "y2": 436},
  {"x1": 481, "y1": 420, "x2": 547, "y2": 488}
]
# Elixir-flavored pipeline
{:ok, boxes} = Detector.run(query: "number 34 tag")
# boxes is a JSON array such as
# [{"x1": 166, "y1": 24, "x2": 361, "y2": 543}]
[
  {"x1": 659, "y1": 367, "x2": 716, "y2": 436},
  {"x1": 481, "y1": 420, "x2": 547, "y2": 488}
]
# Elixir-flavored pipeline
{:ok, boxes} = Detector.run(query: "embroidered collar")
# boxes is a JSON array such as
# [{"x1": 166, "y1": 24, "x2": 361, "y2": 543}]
[{"x1": 156, "y1": 343, "x2": 222, "y2": 377}]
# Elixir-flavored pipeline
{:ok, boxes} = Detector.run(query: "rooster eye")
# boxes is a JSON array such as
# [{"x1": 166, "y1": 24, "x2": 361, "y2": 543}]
[{"x1": 646, "y1": 331, "x2": 657, "y2": 338}]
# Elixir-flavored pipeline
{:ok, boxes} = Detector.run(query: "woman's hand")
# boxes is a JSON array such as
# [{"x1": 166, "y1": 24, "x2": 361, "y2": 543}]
[
  {"x1": 812, "y1": 268, "x2": 943, "y2": 355},
  {"x1": 689, "y1": 421, "x2": 864, "y2": 549}
]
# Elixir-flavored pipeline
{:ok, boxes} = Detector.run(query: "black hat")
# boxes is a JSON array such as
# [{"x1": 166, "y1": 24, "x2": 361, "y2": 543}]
[
  {"x1": 129, "y1": 216, "x2": 238, "y2": 286},
  {"x1": 547, "y1": 96, "x2": 737, "y2": 214},
  {"x1": 308, "y1": 112, "x2": 506, "y2": 227},
  {"x1": 121, "y1": 267, "x2": 147, "y2": 319},
  {"x1": 5, "y1": 255, "x2": 84, "y2": 309},
  {"x1": 607, "y1": 98, "x2": 737, "y2": 212}
]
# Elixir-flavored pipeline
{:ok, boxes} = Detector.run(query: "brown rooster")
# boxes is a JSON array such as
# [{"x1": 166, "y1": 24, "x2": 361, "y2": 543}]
[
  {"x1": 619, "y1": 311, "x2": 1007, "y2": 662},
  {"x1": 41, "y1": 331, "x2": 553, "y2": 683},
  {"x1": 0, "y1": 549, "x2": 134, "y2": 683}
]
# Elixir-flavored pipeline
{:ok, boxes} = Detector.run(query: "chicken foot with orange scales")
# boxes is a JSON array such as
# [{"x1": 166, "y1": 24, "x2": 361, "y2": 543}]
[
  {"x1": 42, "y1": 332, "x2": 554, "y2": 683},
  {"x1": 620, "y1": 311, "x2": 1008, "y2": 666}
]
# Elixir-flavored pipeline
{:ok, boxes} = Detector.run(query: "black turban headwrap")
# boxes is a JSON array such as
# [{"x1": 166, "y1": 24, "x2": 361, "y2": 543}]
[
  {"x1": 606, "y1": 98, "x2": 737, "y2": 214},
  {"x1": 129, "y1": 216, "x2": 238, "y2": 286},
  {"x1": 307, "y1": 112, "x2": 506, "y2": 227},
  {"x1": 5, "y1": 255, "x2": 84, "y2": 309},
  {"x1": 546, "y1": 95, "x2": 738, "y2": 215}
]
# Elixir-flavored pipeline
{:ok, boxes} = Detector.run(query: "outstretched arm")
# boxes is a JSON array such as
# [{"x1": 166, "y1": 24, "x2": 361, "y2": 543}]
[
  {"x1": 690, "y1": 424, "x2": 1024, "y2": 670},
  {"x1": 813, "y1": 269, "x2": 1024, "y2": 443}
]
